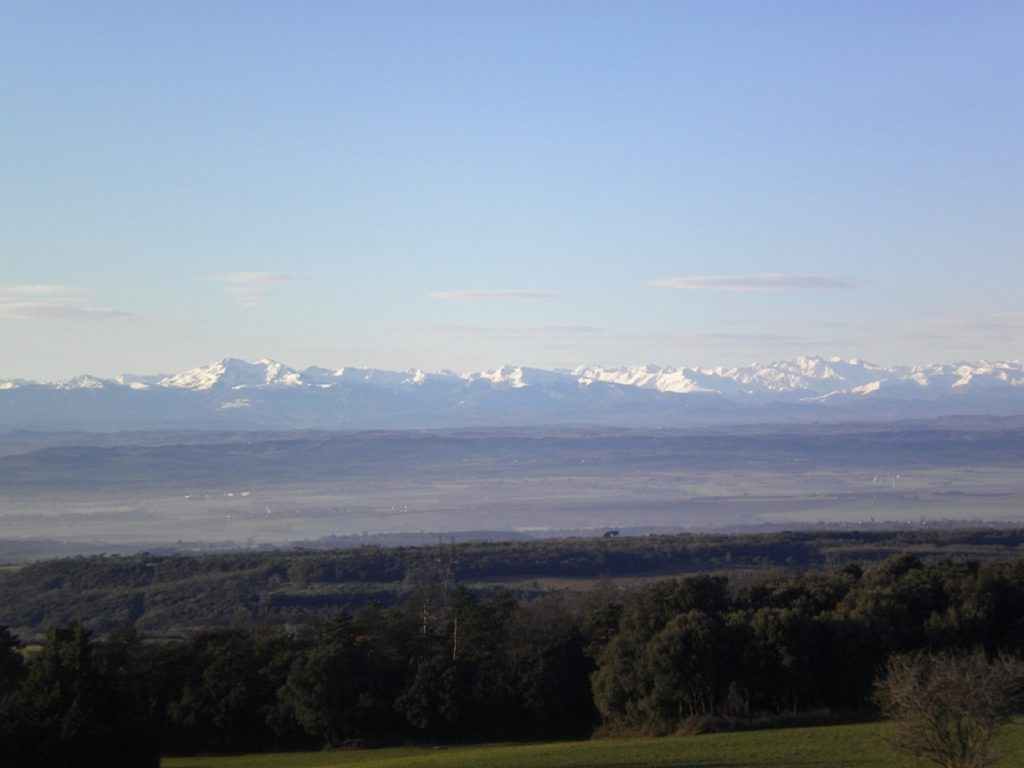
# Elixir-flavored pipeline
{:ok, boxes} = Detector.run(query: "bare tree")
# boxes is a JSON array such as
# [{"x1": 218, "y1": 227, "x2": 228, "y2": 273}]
[{"x1": 875, "y1": 648, "x2": 1024, "y2": 768}]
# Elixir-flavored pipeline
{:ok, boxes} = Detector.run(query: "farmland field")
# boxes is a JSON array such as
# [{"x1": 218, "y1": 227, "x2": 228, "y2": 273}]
[{"x1": 164, "y1": 720, "x2": 1024, "y2": 768}]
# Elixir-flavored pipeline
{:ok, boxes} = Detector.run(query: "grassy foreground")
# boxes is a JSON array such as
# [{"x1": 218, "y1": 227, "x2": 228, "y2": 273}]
[{"x1": 164, "y1": 720, "x2": 1024, "y2": 768}]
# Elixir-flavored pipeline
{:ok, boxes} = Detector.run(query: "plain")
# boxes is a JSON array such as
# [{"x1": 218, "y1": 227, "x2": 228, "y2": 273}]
[{"x1": 163, "y1": 720, "x2": 1024, "y2": 768}]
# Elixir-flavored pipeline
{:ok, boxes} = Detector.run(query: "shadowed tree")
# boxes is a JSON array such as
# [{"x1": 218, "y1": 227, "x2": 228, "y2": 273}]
[
  {"x1": 3, "y1": 621, "x2": 159, "y2": 768},
  {"x1": 0, "y1": 625, "x2": 24, "y2": 693},
  {"x1": 166, "y1": 626, "x2": 292, "y2": 754},
  {"x1": 0, "y1": 625, "x2": 27, "y2": 759},
  {"x1": 875, "y1": 648, "x2": 1024, "y2": 768}
]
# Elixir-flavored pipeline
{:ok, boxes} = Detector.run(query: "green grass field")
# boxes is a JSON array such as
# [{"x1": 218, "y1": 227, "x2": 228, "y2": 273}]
[{"x1": 164, "y1": 720, "x2": 1024, "y2": 768}]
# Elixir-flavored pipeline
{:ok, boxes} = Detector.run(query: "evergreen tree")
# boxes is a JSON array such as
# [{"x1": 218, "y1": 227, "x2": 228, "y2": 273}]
[{"x1": 4, "y1": 622, "x2": 159, "y2": 768}]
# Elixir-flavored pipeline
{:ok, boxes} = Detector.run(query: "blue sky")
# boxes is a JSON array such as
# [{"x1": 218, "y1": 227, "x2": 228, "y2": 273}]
[{"x1": 2, "y1": 1, "x2": 1022, "y2": 380}]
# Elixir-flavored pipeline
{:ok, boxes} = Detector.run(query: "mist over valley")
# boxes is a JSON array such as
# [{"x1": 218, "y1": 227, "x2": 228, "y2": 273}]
[{"x1": 4, "y1": 419, "x2": 1024, "y2": 558}]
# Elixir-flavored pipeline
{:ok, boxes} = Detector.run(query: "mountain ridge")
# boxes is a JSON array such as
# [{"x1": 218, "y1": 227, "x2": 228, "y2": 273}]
[{"x1": 2, "y1": 355, "x2": 1023, "y2": 431}]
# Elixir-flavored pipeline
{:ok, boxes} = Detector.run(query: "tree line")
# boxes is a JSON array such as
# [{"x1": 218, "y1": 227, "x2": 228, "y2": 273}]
[
  {"x1": 4, "y1": 553, "x2": 1024, "y2": 765},
  {"x1": 6, "y1": 527, "x2": 1024, "y2": 638}
]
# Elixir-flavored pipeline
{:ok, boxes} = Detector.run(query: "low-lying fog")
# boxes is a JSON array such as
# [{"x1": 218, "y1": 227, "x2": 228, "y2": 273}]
[{"x1": 3, "y1": 424, "x2": 1023, "y2": 552}]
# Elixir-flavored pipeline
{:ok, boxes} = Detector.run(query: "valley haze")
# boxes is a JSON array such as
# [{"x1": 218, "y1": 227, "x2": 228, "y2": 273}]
[{"x1": 2, "y1": 355, "x2": 1024, "y2": 559}]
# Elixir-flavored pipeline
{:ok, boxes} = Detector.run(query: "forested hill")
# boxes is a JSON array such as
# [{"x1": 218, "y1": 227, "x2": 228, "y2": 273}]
[
  {"x1": 4, "y1": 527, "x2": 1024, "y2": 639},
  {"x1": 6, "y1": 543, "x2": 1024, "y2": 762}
]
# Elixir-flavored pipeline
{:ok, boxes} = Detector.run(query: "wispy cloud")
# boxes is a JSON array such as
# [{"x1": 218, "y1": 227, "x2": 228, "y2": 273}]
[
  {"x1": 0, "y1": 284, "x2": 89, "y2": 298},
  {"x1": 675, "y1": 331, "x2": 809, "y2": 346},
  {"x1": 0, "y1": 284, "x2": 129, "y2": 321},
  {"x1": 207, "y1": 272, "x2": 299, "y2": 307},
  {"x1": 427, "y1": 289, "x2": 562, "y2": 301},
  {"x1": 0, "y1": 303, "x2": 129, "y2": 321},
  {"x1": 209, "y1": 272, "x2": 297, "y2": 285},
  {"x1": 644, "y1": 274, "x2": 861, "y2": 292},
  {"x1": 886, "y1": 309, "x2": 1024, "y2": 348},
  {"x1": 615, "y1": 329, "x2": 811, "y2": 350},
  {"x1": 404, "y1": 324, "x2": 603, "y2": 338}
]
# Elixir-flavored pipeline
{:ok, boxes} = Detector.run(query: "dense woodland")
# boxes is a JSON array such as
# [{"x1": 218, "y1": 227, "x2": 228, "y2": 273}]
[
  {"x1": 5, "y1": 535, "x2": 1024, "y2": 764},
  {"x1": 4, "y1": 528, "x2": 1024, "y2": 638}
]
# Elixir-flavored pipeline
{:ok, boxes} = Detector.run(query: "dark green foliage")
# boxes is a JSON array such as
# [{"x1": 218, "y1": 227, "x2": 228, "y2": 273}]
[
  {"x1": 8, "y1": 542, "x2": 1024, "y2": 756},
  {"x1": 7, "y1": 529, "x2": 1024, "y2": 639},
  {"x1": 164, "y1": 626, "x2": 294, "y2": 754},
  {"x1": 395, "y1": 654, "x2": 468, "y2": 738},
  {"x1": 395, "y1": 587, "x2": 519, "y2": 742},
  {"x1": 591, "y1": 578, "x2": 731, "y2": 732},
  {"x1": 591, "y1": 554, "x2": 1024, "y2": 734},
  {"x1": 0, "y1": 625, "x2": 27, "y2": 760},
  {"x1": 278, "y1": 616, "x2": 363, "y2": 747},
  {"x1": 1, "y1": 622, "x2": 159, "y2": 768},
  {"x1": 506, "y1": 596, "x2": 599, "y2": 738},
  {"x1": 0, "y1": 625, "x2": 24, "y2": 696},
  {"x1": 278, "y1": 607, "x2": 409, "y2": 746}
]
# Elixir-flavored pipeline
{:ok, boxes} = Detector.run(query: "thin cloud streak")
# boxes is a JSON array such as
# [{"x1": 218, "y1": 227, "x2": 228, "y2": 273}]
[
  {"x1": 645, "y1": 274, "x2": 861, "y2": 292},
  {"x1": 207, "y1": 272, "x2": 299, "y2": 307},
  {"x1": 208, "y1": 272, "x2": 298, "y2": 285},
  {"x1": 427, "y1": 290, "x2": 562, "y2": 301},
  {"x1": 0, "y1": 303, "x2": 131, "y2": 321},
  {"x1": 0, "y1": 284, "x2": 89, "y2": 298},
  {"x1": 224, "y1": 286, "x2": 274, "y2": 307},
  {"x1": 418, "y1": 324, "x2": 602, "y2": 336},
  {"x1": 619, "y1": 330, "x2": 810, "y2": 348},
  {"x1": 874, "y1": 310, "x2": 1024, "y2": 348},
  {"x1": 0, "y1": 284, "x2": 129, "y2": 321}
]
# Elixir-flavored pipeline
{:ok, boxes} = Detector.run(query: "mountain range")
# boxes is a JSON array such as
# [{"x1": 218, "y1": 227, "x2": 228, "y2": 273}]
[{"x1": 2, "y1": 356, "x2": 1024, "y2": 431}]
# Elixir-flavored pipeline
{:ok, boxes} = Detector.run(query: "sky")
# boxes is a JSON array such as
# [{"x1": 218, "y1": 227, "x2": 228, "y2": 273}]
[{"x1": 2, "y1": 1, "x2": 1023, "y2": 381}]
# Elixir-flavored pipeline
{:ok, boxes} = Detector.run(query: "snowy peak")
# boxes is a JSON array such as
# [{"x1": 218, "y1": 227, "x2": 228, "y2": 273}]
[
  {"x1": 158, "y1": 358, "x2": 302, "y2": 390},
  {"x1": 572, "y1": 365, "x2": 714, "y2": 394},
  {"x1": 949, "y1": 361, "x2": 1024, "y2": 390},
  {"x1": 573, "y1": 356, "x2": 895, "y2": 398},
  {"x1": 300, "y1": 366, "x2": 431, "y2": 389},
  {"x1": 9, "y1": 356, "x2": 1024, "y2": 402},
  {"x1": 55, "y1": 374, "x2": 110, "y2": 390},
  {"x1": 5, "y1": 355, "x2": 1024, "y2": 431},
  {"x1": 715, "y1": 355, "x2": 885, "y2": 394},
  {"x1": 333, "y1": 367, "x2": 421, "y2": 388},
  {"x1": 115, "y1": 373, "x2": 165, "y2": 390},
  {"x1": 472, "y1": 365, "x2": 580, "y2": 389}
]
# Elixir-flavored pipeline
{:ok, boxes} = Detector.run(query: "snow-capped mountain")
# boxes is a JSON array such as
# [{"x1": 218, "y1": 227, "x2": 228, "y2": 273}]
[
  {"x1": 470, "y1": 365, "x2": 580, "y2": 390},
  {"x1": 157, "y1": 358, "x2": 304, "y2": 390},
  {"x1": 2, "y1": 356, "x2": 1023, "y2": 431},
  {"x1": 569, "y1": 356, "x2": 899, "y2": 398}
]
